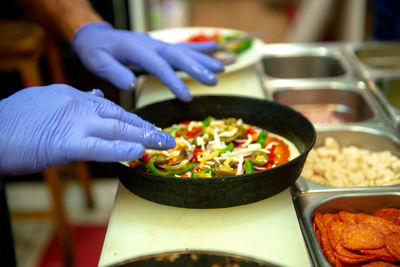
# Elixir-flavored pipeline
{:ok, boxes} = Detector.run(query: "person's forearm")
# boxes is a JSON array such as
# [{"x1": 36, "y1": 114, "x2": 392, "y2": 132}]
[{"x1": 17, "y1": 0, "x2": 105, "y2": 42}]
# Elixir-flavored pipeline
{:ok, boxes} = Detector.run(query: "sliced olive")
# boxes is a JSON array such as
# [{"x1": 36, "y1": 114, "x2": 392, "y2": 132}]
[
  {"x1": 223, "y1": 118, "x2": 237, "y2": 125},
  {"x1": 213, "y1": 162, "x2": 235, "y2": 177},
  {"x1": 236, "y1": 125, "x2": 247, "y2": 139},
  {"x1": 176, "y1": 148, "x2": 187, "y2": 162},
  {"x1": 250, "y1": 151, "x2": 269, "y2": 166},
  {"x1": 220, "y1": 125, "x2": 247, "y2": 143},
  {"x1": 220, "y1": 134, "x2": 237, "y2": 143},
  {"x1": 150, "y1": 153, "x2": 169, "y2": 165}
]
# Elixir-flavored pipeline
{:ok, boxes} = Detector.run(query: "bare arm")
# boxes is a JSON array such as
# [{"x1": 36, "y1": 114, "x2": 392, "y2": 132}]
[{"x1": 17, "y1": 0, "x2": 104, "y2": 42}]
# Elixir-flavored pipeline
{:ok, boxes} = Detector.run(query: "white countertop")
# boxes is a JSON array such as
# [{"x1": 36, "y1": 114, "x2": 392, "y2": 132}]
[{"x1": 98, "y1": 66, "x2": 312, "y2": 267}]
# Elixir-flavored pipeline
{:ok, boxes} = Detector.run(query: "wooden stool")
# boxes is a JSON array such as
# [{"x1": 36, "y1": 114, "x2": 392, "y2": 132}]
[{"x1": 0, "y1": 19, "x2": 94, "y2": 267}]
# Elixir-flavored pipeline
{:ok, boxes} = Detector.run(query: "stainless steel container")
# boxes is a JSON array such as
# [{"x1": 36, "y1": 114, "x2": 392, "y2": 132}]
[
  {"x1": 256, "y1": 42, "x2": 400, "y2": 267},
  {"x1": 291, "y1": 192, "x2": 400, "y2": 267},
  {"x1": 346, "y1": 42, "x2": 400, "y2": 130}
]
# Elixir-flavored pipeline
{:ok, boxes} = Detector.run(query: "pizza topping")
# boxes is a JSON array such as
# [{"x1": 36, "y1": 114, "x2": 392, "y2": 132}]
[{"x1": 128, "y1": 117, "x2": 292, "y2": 177}]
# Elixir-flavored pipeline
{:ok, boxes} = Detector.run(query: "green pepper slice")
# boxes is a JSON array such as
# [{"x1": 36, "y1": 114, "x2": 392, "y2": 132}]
[
  {"x1": 244, "y1": 159, "x2": 254, "y2": 174},
  {"x1": 202, "y1": 116, "x2": 213, "y2": 131},
  {"x1": 169, "y1": 127, "x2": 178, "y2": 137},
  {"x1": 223, "y1": 35, "x2": 253, "y2": 54},
  {"x1": 147, "y1": 160, "x2": 198, "y2": 176},
  {"x1": 165, "y1": 161, "x2": 192, "y2": 171},
  {"x1": 233, "y1": 39, "x2": 253, "y2": 53},
  {"x1": 219, "y1": 142, "x2": 234, "y2": 156},
  {"x1": 256, "y1": 130, "x2": 268, "y2": 148},
  {"x1": 146, "y1": 160, "x2": 170, "y2": 176},
  {"x1": 170, "y1": 164, "x2": 198, "y2": 175}
]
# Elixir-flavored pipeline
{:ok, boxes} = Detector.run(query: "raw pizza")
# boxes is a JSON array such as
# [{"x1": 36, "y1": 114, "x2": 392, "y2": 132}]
[{"x1": 127, "y1": 117, "x2": 299, "y2": 178}]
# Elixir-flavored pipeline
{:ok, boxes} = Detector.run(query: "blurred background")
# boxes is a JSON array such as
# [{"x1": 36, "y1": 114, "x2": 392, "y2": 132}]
[{"x1": 0, "y1": 0, "x2": 376, "y2": 266}]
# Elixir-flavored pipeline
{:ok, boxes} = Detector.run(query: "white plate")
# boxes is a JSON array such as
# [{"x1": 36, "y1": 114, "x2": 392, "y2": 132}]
[{"x1": 148, "y1": 27, "x2": 265, "y2": 78}]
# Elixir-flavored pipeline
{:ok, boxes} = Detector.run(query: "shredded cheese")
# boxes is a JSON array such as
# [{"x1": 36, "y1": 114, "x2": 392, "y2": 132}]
[
  {"x1": 198, "y1": 151, "x2": 219, "y2": 167},
  {"x1": 236, "y1": 155, "x2": 244, "y2": 175},
  {"x1": 219, "y1": 128, "x2": 238, "y2": 137},
  {"x1": 243, "y1": 134, "x2": 253, "y2": 147}
]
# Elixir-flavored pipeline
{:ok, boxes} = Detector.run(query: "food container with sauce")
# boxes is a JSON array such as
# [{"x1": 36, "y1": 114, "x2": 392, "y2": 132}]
[{"x1": 271, "y1": 85, "x2": 375, "y2": 125}]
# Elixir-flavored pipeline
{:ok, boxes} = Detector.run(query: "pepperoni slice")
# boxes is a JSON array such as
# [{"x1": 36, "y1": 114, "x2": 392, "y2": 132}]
[
  {"x1": 327, "y1": 221, "x2": 345, "y2": 250},
  {"x1": 335, "y1": 253, "x2": 376, "y2": 264},
  {"x1": 385, "y1": 232, "x2": 400, "y2": 261},
  {"x1": 361, "y1": 261, "x2": 399, "y2": 267},
  {"x1": 314, "y1": 210, "x2": 400, "y2": 266},
  {"x1": 338, "y1": 211, "x2": 356, "y2": 224},
  {"x1": 361, "y1": 247, "x2": 398, "y2": 262},
  {"x1": 313, "y1": 213, "x2": 338, "y2": 265},
  {"x1": 375, "y1": 208, "x2": 400, "y2": 224},
  {"x1": 341, "y1": 224, "x2": 385, "y2": 250},
  {"x1": 327, "y1": 221, "x2": 375, "y2": 263},
  {"x1": 356, "y1": 214, "x2": 400, "y2": 234},
  {"x1": 323, "y1": 213, "x2": 337, "y2": 227},
  {"x1": 314, "y1": 213, "x2": 325, "y2": 231}
]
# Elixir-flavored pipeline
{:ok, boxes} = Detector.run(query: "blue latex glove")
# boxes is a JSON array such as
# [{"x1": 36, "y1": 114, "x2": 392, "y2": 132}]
[
  {"x1": 71, "y1": 22, "x2": 225, "y2": 102},
  {"x1": 0, "y1": 84, "x2": 175, "y2": 175}
]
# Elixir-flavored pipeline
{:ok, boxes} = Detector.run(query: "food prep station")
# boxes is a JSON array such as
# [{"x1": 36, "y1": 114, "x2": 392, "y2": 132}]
[
  {"x1": 99, "y1": 41, "x2": 400, "y2": 267},
  {"x1": 256, "y1": 42, "x2": 400, "y2": 266}
]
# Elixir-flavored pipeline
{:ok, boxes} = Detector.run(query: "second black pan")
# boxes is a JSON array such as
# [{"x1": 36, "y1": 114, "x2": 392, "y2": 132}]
[
  {"x1": 115, "y1": 95, "x2": 316, "y2": 208},
  {"x1": 111, "y1": 250, "x2": 281, "y2": 267}
]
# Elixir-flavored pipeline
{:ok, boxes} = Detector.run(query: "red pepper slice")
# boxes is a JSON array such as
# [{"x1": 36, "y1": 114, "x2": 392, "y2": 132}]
[
  {"x1": 247, "y1": 127, "x2": 257, "y2": 135},
  {"x1": 193, "y1": 147, "x2": 202, "y2": 163},
  {"x1": 180, "y1": 120, "x2": 191, "y2": 125},
  {"x1": 186, "y1": 32, "x2": 220, "y2": 42},
  {"x1": 267, "y1": 145, "x2": 276, "y2": 165},
  {"x1": 128, "y1": 161, "x2": 138, "y2": 168},
  {"x1": 140, "y1": 153, "x2": 150, "y2": 163},
  {"x1": 186, "y1": 126, "x2": 202, "y2": 139}
]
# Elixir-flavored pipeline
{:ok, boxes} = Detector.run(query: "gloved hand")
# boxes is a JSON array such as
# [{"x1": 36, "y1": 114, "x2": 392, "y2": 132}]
[
  {"x1": 71, "y1": 22, "x2": 225, "y2": 102},
  {"x1": 0, "y1": 84, "x2": 175, "y2": 175}
]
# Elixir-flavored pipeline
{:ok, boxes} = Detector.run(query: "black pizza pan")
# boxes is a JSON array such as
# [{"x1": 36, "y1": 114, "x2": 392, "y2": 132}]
[
  {"x1": 110, "y1": 250, "x2": 282, "y2": 267},
  {"x1": 115, "y1": 95, "x2": 316, "y2": 208}
]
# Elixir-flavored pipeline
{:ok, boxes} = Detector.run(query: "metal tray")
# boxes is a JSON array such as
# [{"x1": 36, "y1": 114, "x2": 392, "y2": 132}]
[
  {"x1": 271, "y1": 85, "x2": 376, "y2": 125},
  {"x1": 261, "y1": 54, "x2": 346, "y2": 79},
  {"x1": 291, "y1": 192, "x2": 400, "y2": 267},
  {"x1": 350, "y1": 42, "x2": 400, "y2": 75},
  {"x1": 256, "y1": 42, "x2": 400, "y2": 267},
  {"x1": 345, "y1": 42, "x2": 400, "y2": 130},
  {"x1": 257, "y1": 43, "x2": 355, "y2": 82},
  {"x1": 255, "y1": 43, "x2": 390, "y2": 128},
  {"x1": 371, "y1": 76, "x2": 400, "y2": 130},
  {"x1": 294, "y1": 126, "x2": 400, "y2": 194}
]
